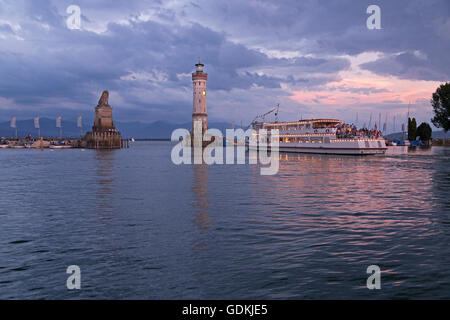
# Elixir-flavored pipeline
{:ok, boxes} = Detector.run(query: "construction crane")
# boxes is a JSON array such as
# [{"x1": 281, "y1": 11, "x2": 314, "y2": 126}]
[{"x1": 245, "y1": 104, "x2": 279, "y2": 130}]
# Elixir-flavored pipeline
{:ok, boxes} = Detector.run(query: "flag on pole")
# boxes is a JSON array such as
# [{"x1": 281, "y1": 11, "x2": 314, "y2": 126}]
[
  {"x1": 34, "y1": 117, "x2": 40, "y2": 129},
  {"x1": 77, "y1": 115, "x2": 82, "y2": 128},
  {"x1": 10, "y1": 117, "x2": 16, "y2": 128},
  {"x1": 56, "y1": 116, "x2": 62, "y2": 128}
]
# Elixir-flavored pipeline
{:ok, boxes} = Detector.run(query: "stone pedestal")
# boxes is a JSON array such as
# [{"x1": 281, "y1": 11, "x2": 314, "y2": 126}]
[{"x1": 85, "y1": 90, "x2": 122, "y2": 149}]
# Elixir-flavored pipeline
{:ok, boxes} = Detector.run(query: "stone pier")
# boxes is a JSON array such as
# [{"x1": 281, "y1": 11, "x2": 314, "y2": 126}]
[{"x1": 84, "y1": 90, "x2": 123, "y2": 149}]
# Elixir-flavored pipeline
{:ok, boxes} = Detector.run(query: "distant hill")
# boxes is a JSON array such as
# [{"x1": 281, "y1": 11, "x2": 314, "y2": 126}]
[
  {"x1": 3, "y1": 119, "x2": 448, "y2": 140},
  {"x1": 115, "y1": 120, "x2": 233, "y2": 139},
  {"x1": 0, "y1": 118, "x2": 82, "y2": 139},
  {"x1": 384, "y1": 130, "x2": 450, "y2": 140},
  {"x1": 0, "y1": 118, "x2": 233, "y2": 139},
  {"x1": 430, "y1": 130, "x2": 450, "y2": 139}
]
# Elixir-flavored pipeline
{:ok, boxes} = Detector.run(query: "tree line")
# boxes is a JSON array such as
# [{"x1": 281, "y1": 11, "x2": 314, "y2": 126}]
[{"x1": 407, "y1": 82, "x2": 450, "y2": 143}]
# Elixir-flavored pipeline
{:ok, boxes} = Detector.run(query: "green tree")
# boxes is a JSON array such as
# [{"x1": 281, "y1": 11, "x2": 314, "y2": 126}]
[
  {"x1": 408, "y1": 117, "x2": 417, "y2": 141},
  {"x1": 431, "y1": 82, "x2": 450, "y2": 132},
  {"x1": 416, "y1": 122, "x2": 432, "y2": 142}
]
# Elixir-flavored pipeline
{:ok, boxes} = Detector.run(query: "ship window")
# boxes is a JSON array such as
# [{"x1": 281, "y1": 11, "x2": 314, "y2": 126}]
[
  {"x1": 378, "y1": 141, "x2": 382, "y2": 148},
  {"x1": 365, "y1": 141, "x2": 370, "y2": 148},
  {"x1": 300, "y1": 137, "x2": 309, "y2": 143}
]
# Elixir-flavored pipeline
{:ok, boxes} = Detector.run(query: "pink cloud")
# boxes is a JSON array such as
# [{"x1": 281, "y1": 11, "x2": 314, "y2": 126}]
[{"x1": 290, "y1": 77, "x2": 441, "y2": 106}]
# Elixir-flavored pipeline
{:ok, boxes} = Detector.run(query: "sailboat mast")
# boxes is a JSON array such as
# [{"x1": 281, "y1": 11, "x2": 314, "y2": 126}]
[{"x1": 393, "y1": 115, "x2": 396, "y2": 133}]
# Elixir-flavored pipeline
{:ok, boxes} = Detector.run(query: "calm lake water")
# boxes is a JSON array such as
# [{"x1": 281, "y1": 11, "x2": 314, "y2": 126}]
[{"x1": 0, "y1": 142, "x2": 449, "y2": 299}]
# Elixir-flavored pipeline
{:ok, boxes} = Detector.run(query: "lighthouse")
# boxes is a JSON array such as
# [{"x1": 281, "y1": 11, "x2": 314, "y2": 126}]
[{"x1": 192, "y1": 58, "x2": 208, "y2": 140}]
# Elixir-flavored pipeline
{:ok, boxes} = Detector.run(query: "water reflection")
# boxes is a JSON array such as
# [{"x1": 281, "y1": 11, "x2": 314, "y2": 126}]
[
  {"x1": 430, "y1": 147, "x2": 450, "y2": 224},
  {"x1": 191, "y1": 164, "x2": 214, "y2": 249},
  {"x1": 1, "y1": 142, "x2": 449, "y2": 299},
  {"x1": 94, "y1": 150, "x2": 117, "y2": 223},
  {"x1": 257, "y1": 151, "x2": 435, "y2": 229}
]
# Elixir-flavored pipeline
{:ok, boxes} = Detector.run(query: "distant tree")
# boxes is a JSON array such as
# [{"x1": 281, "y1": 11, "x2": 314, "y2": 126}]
[
  {"x1": 416, "y1": 122, "x2": 432, "y2": 142},
  {"x1": 408, "y1": 117, "x2": 417, "y2": 141},
  {"x1": 431, "y1": 82, "x2": 450, "y2": 132}
]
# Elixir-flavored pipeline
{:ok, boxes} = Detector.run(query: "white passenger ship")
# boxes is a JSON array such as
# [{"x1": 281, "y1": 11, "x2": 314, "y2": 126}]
[{"x1": 250, "y1": 119, "x2": 387, "y2": 155}]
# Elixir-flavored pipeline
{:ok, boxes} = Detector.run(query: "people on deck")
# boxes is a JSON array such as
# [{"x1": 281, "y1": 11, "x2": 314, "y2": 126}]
[{"x1": 335, "y1": 123, "x2": 382, "y2": 139}]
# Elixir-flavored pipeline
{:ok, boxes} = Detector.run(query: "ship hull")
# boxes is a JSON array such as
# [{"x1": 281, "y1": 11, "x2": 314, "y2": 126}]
[
  {"x1": 248, "y1": 140, "x2": 387, "y2": 155},
  {"x1": 277, "y1": 146, "x2": 386, "y2": 155},
  {"x1": 248, "y1": 145, "x2": 386, "y2": 155}
]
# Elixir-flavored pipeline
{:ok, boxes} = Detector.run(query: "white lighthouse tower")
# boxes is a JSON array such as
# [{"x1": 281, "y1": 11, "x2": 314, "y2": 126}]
[{"x1": 192, "y1": 58, "x2": 208, "y2": 140}]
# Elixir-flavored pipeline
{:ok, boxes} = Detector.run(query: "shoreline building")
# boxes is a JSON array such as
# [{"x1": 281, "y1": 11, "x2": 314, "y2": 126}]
[
  {"x1": 192, "y1": 58, "x2": 208, "y2": 143},
  {"x1": 85, "y1": 90, "x2": 122, "y2": 149}
]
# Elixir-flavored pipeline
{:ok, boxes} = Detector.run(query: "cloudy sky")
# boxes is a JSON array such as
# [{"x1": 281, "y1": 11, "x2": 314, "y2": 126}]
[{"x1": 0, "y1": 0, "x2": 449, "y2": 131}]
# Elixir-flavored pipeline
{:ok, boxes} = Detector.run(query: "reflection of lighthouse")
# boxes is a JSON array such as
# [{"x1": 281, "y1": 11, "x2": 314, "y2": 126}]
[
  {"x1": 192, "y1": 58, "x2": 208, "y2": 140},
  {"x1": 192, "y1": 164, "x2": 214, "y2": 250}
]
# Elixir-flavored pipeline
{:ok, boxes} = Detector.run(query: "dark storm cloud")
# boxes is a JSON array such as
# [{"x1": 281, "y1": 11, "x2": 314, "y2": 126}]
[
  {"x1": 187, "y1": 0, "x2": 449, "y2": 82},
  {"x1": 0, "y1": 23, "x2": 14, "y2": 34},
  {"x1": 328, "y1": 85, "x2": 388, "y2": 95},
  {"x1": 0, "y1": 1, "x2": 351, "y2": 120},
  {"x1": 24, "y1": 0, "x2": 62, "y2": 27},
  {"x1": 360, "y1": 51, "x2": 449, "y2": 82},
  {"x1": 0, "y1": 0, "x2": 448, "y2": 123}
]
